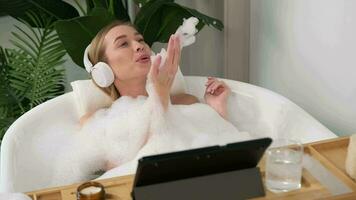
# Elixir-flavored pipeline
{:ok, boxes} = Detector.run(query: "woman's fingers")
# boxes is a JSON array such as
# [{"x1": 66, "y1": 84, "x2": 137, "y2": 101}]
[
  {"x1": 206, "y1": 80, "x2": 228, "y2": 95},
  {"x1": 205, "y1": 78, "x2": 218, "y2": 88},
  {"x1": 166, "y1": 35, "x2": 175, "y2": 66},
  {"x1": 153, "y1": 35, "x2": 181, "y2": 89},
  {"x1": 206, "y1": 78, "x2": 217, "y2": 93},
  {"x1": 212, "y1": 81, "x2": 225, "y2": 91},
  {"x1": 172, "y1": 36, "x2": 181, "y2": 75},
  {"x1": 205, "y1": 78, "x2": 216, "y2": 87},
  {"x1": 207, "y1": 81, "x2": 222, "y2": 94},
  {"x1": 163, "y1": 35, "x2": 180, "y2": 86},
  {"x1": 149, "y1": 55, "x2": 161, "y2": 80}
]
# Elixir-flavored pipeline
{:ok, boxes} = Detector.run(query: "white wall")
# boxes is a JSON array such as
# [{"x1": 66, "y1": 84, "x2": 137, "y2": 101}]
[
  {"x1": 170, "y1": 0, "x2": 225, "y2": 77},
  {"x1": 250, "y1": 0, "x2": 356, "y2": 136},
  {"x1": 224, "y1": 0, "x2": 250, "y2": 82},
  {"x1": 154, "y1": 0, "x2": 250, "y2": 81}
]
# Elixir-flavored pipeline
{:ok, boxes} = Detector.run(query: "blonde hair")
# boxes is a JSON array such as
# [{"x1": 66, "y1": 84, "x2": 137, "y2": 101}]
[{"x1": 88, "y1": 20, "x2": 134, "y2": 100}]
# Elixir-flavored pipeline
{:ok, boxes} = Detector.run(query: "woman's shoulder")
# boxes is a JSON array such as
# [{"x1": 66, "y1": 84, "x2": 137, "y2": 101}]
[{"x1": 171, "y1": 93, "x2": 199, "y2": 105}]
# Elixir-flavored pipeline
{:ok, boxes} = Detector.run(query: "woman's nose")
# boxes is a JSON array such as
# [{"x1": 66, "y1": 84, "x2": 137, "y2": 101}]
[{"x1": 134, "y1": 41, "x2": 144, "y2": 52}]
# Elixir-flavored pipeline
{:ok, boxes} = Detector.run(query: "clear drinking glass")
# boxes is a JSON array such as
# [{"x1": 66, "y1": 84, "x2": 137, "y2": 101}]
[{"x1": 265, "y1": 139, "x2": 303, "y2": 193}]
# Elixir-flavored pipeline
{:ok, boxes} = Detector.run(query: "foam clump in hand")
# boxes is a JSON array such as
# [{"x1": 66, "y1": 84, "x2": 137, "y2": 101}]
[
  {"x1": 151, "y1": 17, "x2": 199, "y2": 68},
  {"x1": 175, "y1": 17, "x2": 199, "y2": 47}
]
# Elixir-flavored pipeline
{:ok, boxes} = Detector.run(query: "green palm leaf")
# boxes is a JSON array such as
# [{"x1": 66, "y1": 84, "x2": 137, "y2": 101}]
[
  {"x1": 7, "y1": 12, "x2": 66, "y2": 109},
  {"x1": 0, "y1": 106, "x2": 17, "y2": 140},
  {"x1": 0, "y1": 11, "x2": 67, "y2": 141},
  {"x1": 0, "y1": 47, "x2": 25, "y2": 141},
  {"x1": 0, "y1": 48, "x2": 23, "y2": 107}
]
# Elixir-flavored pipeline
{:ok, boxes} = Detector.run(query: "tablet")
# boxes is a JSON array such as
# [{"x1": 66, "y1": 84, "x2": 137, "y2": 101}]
[{"x1": 133, "y1": 137, "x2": 272, "y2": 187}]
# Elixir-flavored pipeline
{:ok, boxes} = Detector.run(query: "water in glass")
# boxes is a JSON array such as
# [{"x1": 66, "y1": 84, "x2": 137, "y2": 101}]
[{"x1": 266, "y1": 145, "x2": 303, "y2": 192}]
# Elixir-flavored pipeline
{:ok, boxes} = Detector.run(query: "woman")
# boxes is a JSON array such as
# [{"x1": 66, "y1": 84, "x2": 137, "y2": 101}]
[
  {"x1": 80, "y1": 20, "x2": 231, "y2": 124},
  {"x1": 52, "y1": 21, "x2": 250, "y2": 186}
]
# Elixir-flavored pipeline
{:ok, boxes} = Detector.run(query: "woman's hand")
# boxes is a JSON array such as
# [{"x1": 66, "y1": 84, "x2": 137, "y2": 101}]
[
  {"x1": 204, "y1": 77, "x2": 230, "y2": 119},
  {"x1": 148, "y1": 35, "x2": 181, "y2": 110}
]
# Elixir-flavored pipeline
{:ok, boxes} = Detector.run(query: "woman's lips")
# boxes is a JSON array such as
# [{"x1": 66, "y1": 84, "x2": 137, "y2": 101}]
[{"x1": 136, "y1": 55, "x2": 150, "y2": 63}]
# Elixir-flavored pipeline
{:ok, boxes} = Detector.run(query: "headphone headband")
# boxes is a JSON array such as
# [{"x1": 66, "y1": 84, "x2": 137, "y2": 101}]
[{"x1": 83, "y1": 45, "x2": 93, "y2": 73}]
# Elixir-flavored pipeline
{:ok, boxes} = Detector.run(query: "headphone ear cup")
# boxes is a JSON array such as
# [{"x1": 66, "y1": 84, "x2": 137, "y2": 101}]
[{"x1": 91, "y1": 62, "x2": 115, "y2": 87}]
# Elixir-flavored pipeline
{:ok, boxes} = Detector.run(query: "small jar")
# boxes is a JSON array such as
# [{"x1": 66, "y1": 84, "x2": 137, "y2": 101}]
[{"x1": 77, "y1": 181, "x2": 105, "y2": 200}]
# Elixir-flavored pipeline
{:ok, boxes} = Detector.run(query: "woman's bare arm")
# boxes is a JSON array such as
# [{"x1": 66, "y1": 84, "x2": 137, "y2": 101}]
[
  {"x1": 79, "y1": 111, "x2": 95, "y2": 127},
  {"x1": 171, "y1": 93, "x2": 199, "y2": 105}
]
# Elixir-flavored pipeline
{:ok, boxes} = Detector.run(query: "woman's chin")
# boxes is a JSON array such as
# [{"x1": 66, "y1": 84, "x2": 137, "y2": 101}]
[
  {"x1": 139, "y1": 64, "x2": 151, "y2": 75},
  {"x1": 138, "y1": 62, "x2": 151, "y2": 70}
]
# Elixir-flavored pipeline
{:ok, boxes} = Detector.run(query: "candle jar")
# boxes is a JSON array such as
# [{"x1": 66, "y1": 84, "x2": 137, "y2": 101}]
[{"x1": 77, "y1": 181, "x2": 105, "y2": 200}]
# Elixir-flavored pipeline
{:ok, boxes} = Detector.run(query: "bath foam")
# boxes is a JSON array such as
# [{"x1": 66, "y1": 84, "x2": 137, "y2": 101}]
[{"x1": 50, "y1": 82, "x2": 251, "y2": 186}]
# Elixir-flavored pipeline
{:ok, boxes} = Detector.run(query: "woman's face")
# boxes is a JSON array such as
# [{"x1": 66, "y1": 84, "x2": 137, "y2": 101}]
[{"x1": 103, "y1": 25, "x2": 151, "y2": 82}]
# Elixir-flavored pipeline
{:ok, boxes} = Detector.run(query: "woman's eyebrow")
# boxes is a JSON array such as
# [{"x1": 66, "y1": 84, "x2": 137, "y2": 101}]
[
  {"x1": 113, "y1": 32, "x2": 143, "y2": 43},
  {"x1": 114, "y1": 35, "x2": 127, "y2": 43},
  {"x1": 135, "y1": 32, "x2": 143, "y2": 37}
]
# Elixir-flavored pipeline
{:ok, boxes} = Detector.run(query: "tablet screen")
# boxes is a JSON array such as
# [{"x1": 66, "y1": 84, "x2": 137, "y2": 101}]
[{"x1": 133, "y1": 137, "x2": 272, "y2": 187}]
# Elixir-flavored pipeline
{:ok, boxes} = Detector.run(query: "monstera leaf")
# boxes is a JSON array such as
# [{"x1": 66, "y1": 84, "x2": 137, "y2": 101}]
[
  {"x1": 0, "y1": 0, "x2": 79, "y2": 28},
  {"x1": 54, "y1": 0, "x2": 131, "y2": 67},
  {"x1": 85, "y1": 0, "x2": 130, "y2": 21},
  {"x1": 135, "y1": 1, "x2": 223, "y2": 46},
  {"x1": 134, "y1": 0, "x2": 173, "y2": 46},
  {"x1": 55, "y1": 8, "x2": 116, "y2": 67}
]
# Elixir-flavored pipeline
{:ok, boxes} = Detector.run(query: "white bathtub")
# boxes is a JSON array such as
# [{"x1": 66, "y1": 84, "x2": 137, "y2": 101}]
[{"x1": 0, "y1": 76, "x2": 337, "y2": 192}]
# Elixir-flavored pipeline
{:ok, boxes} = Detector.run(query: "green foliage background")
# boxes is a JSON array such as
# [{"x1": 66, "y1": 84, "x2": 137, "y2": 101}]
[{"x1": 0, "y1": 12, "x2": 66, "y2": 140}]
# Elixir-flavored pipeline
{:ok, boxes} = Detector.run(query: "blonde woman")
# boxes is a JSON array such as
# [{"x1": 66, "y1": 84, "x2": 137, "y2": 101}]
[{"x1": 80, "y1": 20, "x2": 231, "y2": 124}]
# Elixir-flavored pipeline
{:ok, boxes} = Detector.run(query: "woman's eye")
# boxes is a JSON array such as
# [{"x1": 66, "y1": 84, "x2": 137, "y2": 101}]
[
  {"x1": 138, "y1": 38, "x2": 145, "y2": 43},
  {"x1": 119, "y1": 42, "x2": 128, "y2": 47}
]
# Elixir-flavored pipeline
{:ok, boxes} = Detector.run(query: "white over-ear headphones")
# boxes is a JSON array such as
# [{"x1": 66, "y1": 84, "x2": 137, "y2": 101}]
[{"x1": 83, "y1": 45, "x2": 115, "y2": 88}]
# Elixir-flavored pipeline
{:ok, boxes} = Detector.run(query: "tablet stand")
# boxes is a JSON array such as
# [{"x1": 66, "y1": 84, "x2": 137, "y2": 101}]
[{"x1": 132, "y1": 167, "x2": 265, "y2": 200}]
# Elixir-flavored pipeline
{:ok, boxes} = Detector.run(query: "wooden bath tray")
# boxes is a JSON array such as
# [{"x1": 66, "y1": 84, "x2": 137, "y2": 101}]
[{"x1": 27, "y1": 137, "x2": 356, "y2": 200}]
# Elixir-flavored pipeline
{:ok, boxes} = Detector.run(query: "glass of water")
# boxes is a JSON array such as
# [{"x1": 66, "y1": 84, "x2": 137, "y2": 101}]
[{"x1": 265, "y1": 138, "x2": 303, "y2": 193}]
